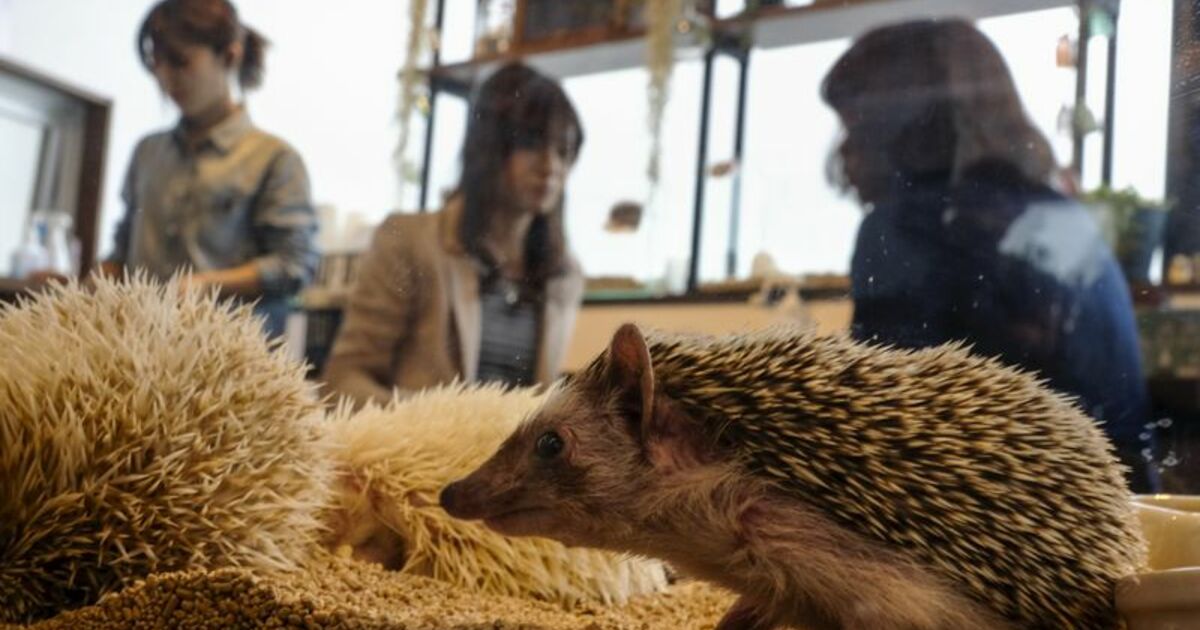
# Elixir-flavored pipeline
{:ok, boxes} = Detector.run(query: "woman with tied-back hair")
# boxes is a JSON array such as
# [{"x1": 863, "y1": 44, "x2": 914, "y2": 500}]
[
  {"x1": 322, "y1": 63, "x2": 586, "y2": 409},
  {"x1": 102, "y1": 0, "x2": 318, "y2": 339},
  {"x1": 823, "y1": 19, "x2": 1156, "y2": 491}
]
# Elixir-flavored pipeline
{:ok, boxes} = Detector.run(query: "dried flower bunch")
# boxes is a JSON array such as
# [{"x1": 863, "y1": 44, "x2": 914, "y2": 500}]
[
  {"x1": 644, "y1": 0, "x2": 684, "y2": 187},
  {"x1": 395, "y1": 0, "x2": 431, "y2": 191}
]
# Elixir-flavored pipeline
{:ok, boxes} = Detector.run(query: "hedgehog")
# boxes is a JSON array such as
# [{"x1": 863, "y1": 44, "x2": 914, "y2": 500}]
[
  {"x1": 442, "y1": 324, "x2": 1147, "y2": 629},
  {"x1": 320, "y1": 383, "x2": 669, "y2": 606},
  {"x1": 0, "y1": 275, "x2": 332, "y2": 623}
]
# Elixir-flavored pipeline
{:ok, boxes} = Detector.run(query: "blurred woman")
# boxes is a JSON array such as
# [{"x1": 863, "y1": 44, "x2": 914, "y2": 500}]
[
  {"x1": 105, "y1": 0, "x2": 317, "y2": 338},
  {"x1": 823, "y1": 19, "x2": 1155, "y2": 491},
  {"x1": 322, "y1": 63, "x2": 585, "y2": 407}
]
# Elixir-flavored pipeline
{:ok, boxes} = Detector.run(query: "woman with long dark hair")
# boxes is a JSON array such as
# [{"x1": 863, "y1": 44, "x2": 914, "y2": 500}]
[
  {"x1": 323, "y1": 63, "x2": 585, "y2": 407},
  {"x1": 103, "y1": 0, "x2": 317, "y2": 338},
  {"x1": 823, "y1": 19, "x2": 1155, "y2": 491}
]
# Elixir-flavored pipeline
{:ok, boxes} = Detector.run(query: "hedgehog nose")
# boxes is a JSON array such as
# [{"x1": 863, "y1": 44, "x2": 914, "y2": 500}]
[{"x1": 440, "y1": 481, "x2": 466, "y2": 518}]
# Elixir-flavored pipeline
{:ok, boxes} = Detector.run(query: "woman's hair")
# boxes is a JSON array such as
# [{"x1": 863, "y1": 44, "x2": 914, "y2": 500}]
[
  {"x1": 822, "y1": 19, "x2": 1056, "y2": 201},
  {"x1": 137, "y1": 0, "x2": 267, "y2": 90},
  {"x1": 457, "y1": 63, "x2": 584, "y2": 288}
]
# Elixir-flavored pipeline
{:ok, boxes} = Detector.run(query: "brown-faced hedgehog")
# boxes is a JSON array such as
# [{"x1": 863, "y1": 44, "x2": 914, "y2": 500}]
[{"x1": 441, "y1": 324, "x2": 1146, "y2": 629}]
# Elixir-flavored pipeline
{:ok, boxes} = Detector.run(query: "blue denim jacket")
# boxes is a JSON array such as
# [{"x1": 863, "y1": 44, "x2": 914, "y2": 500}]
[
  {"x1": 109, "y1": 110, "x2": 317, "y2": 337},
  {"x1": 850, "y1": 169, "x2": 1155, "y2": 491}
]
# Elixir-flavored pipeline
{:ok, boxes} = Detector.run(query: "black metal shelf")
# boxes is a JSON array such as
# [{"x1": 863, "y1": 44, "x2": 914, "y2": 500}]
[{"x1": 427, "y1": 0, "x2": 1075, "y2": 85}]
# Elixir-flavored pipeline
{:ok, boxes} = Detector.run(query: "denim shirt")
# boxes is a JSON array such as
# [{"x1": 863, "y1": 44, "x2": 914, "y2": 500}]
[{"x1": 109, "y1": 110, "x2": 318, "y2": 337}]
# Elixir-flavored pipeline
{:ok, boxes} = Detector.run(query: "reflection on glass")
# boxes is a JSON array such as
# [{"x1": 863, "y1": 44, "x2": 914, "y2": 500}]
[
  {"x1": 823, "y1": 18, "x2": 1154, "y2": 492},
  {"x1": 562, "y1": 62, "x2": 703, "y2": 294}
]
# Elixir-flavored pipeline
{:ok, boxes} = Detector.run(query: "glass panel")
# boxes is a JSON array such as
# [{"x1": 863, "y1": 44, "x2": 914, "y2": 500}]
[
  {"x1": 697, "y1": 54, "x2": 741, "y2": 283},
  {"x1": 7, "y1": 0, "x2": 1198, "y2": 570},
  {"x1": 561, "y1": 60, "x2": 703, "y2": 294},
  {"x1": 440, "y1": 0, "x2": 479, "y2": 64},
  {"x1": 737, "y1": 37, "x2": 857, "y2": 278},
  {"x1": 425, "y1": 94, "x2": 469, "y2": 208},
  {"x1": 1112, "y1": 0, "x2": 1171, "y2": 201}
]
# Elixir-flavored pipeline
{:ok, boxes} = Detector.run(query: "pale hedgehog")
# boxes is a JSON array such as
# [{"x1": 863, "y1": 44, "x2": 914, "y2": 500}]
[
  {"x1": 442, "y1": 324, "x2": 1146, "y2": 629},
  {"x1": 0, "y1": 276, "x2": 332, "y2": 623}
]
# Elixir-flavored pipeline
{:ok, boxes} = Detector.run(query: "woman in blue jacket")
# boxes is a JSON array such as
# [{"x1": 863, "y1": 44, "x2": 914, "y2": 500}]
[{"x1": 822, "y1": 19, "x2": 1155, "y2": 491}]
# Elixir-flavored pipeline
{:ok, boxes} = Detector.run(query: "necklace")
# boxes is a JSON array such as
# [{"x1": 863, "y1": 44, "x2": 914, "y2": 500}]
[
  {"x1": 489, "y1": 256, "x2": 524, "y2": 307},
  {"x1": 498, "y1": 276, "x2": 521, "y2": 306},
  {"x1": 482, "y1": 269, "x2": 522, "y2": 307},
  {"x1": 505, "y1": 284, "x2": 520, "y2": 306},
  {"x1": 479, "y1": 242, "x2": 524, "y2": 307}
]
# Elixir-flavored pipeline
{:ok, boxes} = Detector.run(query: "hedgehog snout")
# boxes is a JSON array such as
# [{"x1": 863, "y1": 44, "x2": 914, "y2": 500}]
[
  {"x1": 442, "y1": 474, "x2": 529, "y2": 522},
  {"x1": 439, "y1": 480, "x2": 473, "y2": 519},
  {"x1": 440, "y1": 477, "x2": 505, "y2": 520}
]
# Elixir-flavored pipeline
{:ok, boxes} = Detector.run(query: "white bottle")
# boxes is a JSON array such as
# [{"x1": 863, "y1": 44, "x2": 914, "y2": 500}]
[
  {"x1": 10, "y1": 214, "x2": 49, "y2": 279},
  {"x1": 43, "y1": 211, "x2": 75, "y2": 276}
]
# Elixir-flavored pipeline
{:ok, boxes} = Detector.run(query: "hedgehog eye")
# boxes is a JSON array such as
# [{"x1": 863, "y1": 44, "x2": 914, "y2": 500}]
[{"x1": 535, "y1": 431, "x2": 564, "y2": 460}]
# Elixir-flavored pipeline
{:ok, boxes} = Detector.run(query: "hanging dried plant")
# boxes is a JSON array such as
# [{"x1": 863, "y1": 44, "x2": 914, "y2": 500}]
[
  {"x1": 644, "y1": 0, "x2": 683, "y2": 189},
  {"x1": 396, "y1": 0, "x2": 431, "y2": 199}
]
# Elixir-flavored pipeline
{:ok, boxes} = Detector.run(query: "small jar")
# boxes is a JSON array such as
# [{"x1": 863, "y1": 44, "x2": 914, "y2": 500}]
[
  {"x1": 43, "y1": 211, "x2": 76, "y2": 277},
  {"x1": 474, "y1": 0, "x2": 516, "y2": 56},
  {"x1": 1167, "y1": 254, "x2": 1194, "y2": 286}
]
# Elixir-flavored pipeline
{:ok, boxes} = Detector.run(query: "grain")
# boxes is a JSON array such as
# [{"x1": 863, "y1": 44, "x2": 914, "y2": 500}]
[{"x1": 3, "y1": 553, "x2": 734, "y2": 629}]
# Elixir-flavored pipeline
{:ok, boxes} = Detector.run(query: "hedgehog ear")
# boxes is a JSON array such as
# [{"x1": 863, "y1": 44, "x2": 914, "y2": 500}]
[{"x1": 605, "y1": 323, "x2": 655, "y2": 433}]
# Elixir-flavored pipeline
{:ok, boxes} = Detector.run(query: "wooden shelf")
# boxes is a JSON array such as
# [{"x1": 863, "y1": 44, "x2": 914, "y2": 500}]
[
  {"x1": 738, "y1": 0, "x2": 1075, "y2": 50},
  {"x1": 426, "y1": 0, "x2": 1076, "y2": 88},
  {"x1": 0, "y1": 278, "x2": 42, "y2": 306}
]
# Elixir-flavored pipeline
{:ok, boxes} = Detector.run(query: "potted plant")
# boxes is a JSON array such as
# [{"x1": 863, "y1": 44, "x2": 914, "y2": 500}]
[{"x1": 1082, "y1": 186, "x2": 1171, "y2": 284}]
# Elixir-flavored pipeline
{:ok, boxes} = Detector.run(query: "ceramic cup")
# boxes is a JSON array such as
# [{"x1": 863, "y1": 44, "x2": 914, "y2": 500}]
[{"x1": 1117, "y1": 495, "x2": 1200, "y2": 629}]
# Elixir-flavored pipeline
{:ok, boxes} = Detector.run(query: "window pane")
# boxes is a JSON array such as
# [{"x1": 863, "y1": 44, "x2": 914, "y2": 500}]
[
  {"x1": 696, "y1": 54, "x2": 741, "y2": 283},
  {"x1": 737, "y1": 38, "x2": 858, "y2": 278},
  {"x1": 562, "y1": 61, "x2": 703, "y2": 292}
]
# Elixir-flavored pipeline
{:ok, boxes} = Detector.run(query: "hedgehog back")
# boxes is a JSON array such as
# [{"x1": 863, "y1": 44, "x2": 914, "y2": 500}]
[{"x1": 640, "y1": 330, "x2": 1144, "y2": 629}]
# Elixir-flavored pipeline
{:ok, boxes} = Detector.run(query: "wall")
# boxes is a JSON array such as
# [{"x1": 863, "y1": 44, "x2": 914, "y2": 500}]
[
  {"x1": 0, "y1": 0, "x2": 11, "y2": 53},
  {"x1": 1, "y1": 0, "x2": 409, "y2": 260}
]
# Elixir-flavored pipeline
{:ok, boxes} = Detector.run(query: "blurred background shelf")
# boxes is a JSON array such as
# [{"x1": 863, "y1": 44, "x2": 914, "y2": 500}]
[
  {"x1": 416, "y1": 0, "x2": 1088, "y2": 297},
  {"x1": 429, "y1": 0, "x2": 1077, "y2": 90}
]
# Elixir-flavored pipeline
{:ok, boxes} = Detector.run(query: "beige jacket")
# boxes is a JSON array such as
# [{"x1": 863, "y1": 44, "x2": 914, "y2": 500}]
[{"x1": 321, "y1": 203, "x2": 584, "y2": 408}]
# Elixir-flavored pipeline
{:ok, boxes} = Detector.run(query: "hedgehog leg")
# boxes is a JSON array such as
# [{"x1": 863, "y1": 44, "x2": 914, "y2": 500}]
[
  {"x1": 837, "y1": 577, "x2": 1015, "y2": 630},
  {"x1": 733, "y1": 498, "x2": 1012, "y2": 630}
]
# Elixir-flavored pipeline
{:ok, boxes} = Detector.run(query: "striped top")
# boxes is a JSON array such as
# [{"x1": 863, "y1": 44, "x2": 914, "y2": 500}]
[{"x1": 476, "y1": 275, "x2": 539, "y2": 387}]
